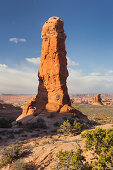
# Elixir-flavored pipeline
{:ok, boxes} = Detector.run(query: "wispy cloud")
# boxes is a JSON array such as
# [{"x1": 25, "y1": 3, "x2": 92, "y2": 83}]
[
  {"x1": 0, "y1": 64, "x2": 37, "y2": 94},
  {"x1": 106, "y1": 70, "x2": 113, "y2": 75},
  {"x1": 26, "y1": 57, "x2": 40, "y2": 65},
  {"x1": 88, "y1": 72, "x2": 102, "y2": 76},
  {"x1": 68, "y1": 69, "x2": 113, "y2": 94},
  {"x1": 67, "y1": 57, "x2": 79, "y2": 67},
  {"x1": 1, "y1": 60, "x2": 113, "y2": 94},
  {"x1": 9, "y1": 38, "x2": 27, "y2": 44}
]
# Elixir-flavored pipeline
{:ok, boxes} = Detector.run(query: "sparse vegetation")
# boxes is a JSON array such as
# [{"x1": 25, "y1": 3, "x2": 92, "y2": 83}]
[
  {"x1": 33, "y1": 142, "x2": 39, "y2": 147},
  {"x1": 25, "y1": 118, "x2": 47, "y2": 130},
  {"x1": 58, "y1": 120, "x2": 85, "y2": 135},
  {"x1": 12, "y1": 160, "x2": 37, "y2": 170},
  {"x1": 72, "y1": 103, "x2": 113, "y2": 124},
  {"x1": 41, "y1": 141, "x2": 50, "y2": 146},
  {"x1": 0, "y1": 143, "x2": 31, "y2": 168},
  {"x1": 54, "y1": 149, "x2": 91, "y2": 169},
  {"x1": 81, "y1": 127, "x2": 113, "y2": 169},
  {"x1": 55, "y1": 127, "x2": 113, "y2": 169}
]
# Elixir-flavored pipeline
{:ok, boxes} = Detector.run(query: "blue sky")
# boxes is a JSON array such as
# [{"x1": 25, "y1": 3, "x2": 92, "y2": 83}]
[{"x1": 0, "y1": 0, "x2": 113, "y2": 94}]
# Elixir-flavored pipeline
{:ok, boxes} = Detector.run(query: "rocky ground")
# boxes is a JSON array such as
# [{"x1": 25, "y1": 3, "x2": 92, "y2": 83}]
[
  {"x1": 0, "y1": 103, "x2": 113, "y2": 169},
  {"x1": 0, "y1": 123, "x2": 112, "y2": 170}
]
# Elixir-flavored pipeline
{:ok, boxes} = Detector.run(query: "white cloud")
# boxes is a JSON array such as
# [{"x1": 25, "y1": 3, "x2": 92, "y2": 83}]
[
  {"x1": 19, "y1": 38, "x2": 26, "y2": 42},
  {"x1": 88, "y1": 72, "x2": 102, "y2": 76},
  {"x1": 0, "y1": 64, "x2": 8, "y2": 69},
  {"x1": 106, "y1": 70, "x2": 113, "y2": 75},
  {"x1": 1, "y1": 60, "x2": 113, "y2": 94},
  {"x1": 68, "y1": 69, "x2": 113, "y2": 94},
  {"x1": 0, "y1": 65, "x2": 37, "y2": 94},
  {"x1": 67, "y1": 57, "x2": 79, "y2": 67},
  {"x1": 26, "y1": 57, "x2": 40, "y2": 65},
  {"x1": 9, "y1": 38, "x2": 27, "y2": 44},
  {"x1": 0, "y1": 64, "x2": 8, "y2": 71}
]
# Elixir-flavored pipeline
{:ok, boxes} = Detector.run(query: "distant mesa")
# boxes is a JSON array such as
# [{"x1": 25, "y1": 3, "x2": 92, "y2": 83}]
[
  {"x1": 93, "y1": 94, "x2": 103, "y2": 105},
  {"x1": 17, "y1": 16, "x2": 87, "y2": 122}
]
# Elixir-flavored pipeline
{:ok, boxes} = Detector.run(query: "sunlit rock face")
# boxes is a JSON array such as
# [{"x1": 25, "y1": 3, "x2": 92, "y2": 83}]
[
  {"x1": 17, "y1": 17, "x2": 88, "y2": 122},
  {"x1": 36, "y1": 16, "x2": 71, "y2": 112}
]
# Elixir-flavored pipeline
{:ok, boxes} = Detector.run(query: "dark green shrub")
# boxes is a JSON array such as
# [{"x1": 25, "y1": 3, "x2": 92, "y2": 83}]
[
  {"x1": 58, "y1": 120, "x2": 85, "y2": 135},
  {"x1": 58, "y1": 120, "x2": 72, "y2": 134},
  {"x1": 81, "y1": 127, "x2": 113, "y2": 169},
  {"x1": 54, "y1": 149, "x2": 91, "y2": 169},
  {"x1": 81, "y1": 128, "x2": 113, "y2": 154},
  {"x1": 0, "y1": 118, "x2": 12, "y2": 128}
]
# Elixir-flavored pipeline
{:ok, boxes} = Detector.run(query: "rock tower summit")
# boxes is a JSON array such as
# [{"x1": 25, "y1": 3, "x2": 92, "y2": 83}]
[{"x1": 37, "y1": 16, "x2": 71, "y2": 112}]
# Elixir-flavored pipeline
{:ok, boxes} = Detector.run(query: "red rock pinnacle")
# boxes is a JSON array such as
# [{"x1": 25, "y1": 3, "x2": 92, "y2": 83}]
[
  {"x1": 36, "y1": 16, "x2": 71, "y2": 112},
  {"x1": 17, "y1": 17, "x2": 86, "y2": 121}
]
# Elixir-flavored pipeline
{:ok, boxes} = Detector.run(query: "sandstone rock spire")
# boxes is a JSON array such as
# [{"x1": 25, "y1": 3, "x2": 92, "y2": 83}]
[
  {"x1": 36, "y1": 16, "x2": 71, "y2": 112},
  {"x1": 17, "y1": 17, "x2": 86, "y2": 121},
  {"x1": 93, "y1": 94, "x2": 103, "y2": 105}
]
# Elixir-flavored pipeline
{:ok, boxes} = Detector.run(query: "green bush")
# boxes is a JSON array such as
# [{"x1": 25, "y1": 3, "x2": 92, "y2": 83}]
[
  {"x1": 0, "y1": 118, "x2": 12, "y2": 128},
  {"x1": 55, "y1": 127, "x2": 113, "y2": 169},
  {"x1": 58, "y1": 120, "x2": 85, "y2": 135},
  {"x1": 81, "y1": 128, "x2": 113, "y2": 154},
  {"x1": 54, "y1": 149, "x2": 91, "y2": 170},
  {"x1": 81, "y1": 127, "x2": 113, "y2": 169}
]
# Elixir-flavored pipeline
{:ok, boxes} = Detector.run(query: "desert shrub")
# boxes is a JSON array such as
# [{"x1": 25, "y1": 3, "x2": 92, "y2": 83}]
[
  {"x1": 12, "y1": 160, "x2": 37, "y2": 170},
  {"x1": 41, "y1": 141, "x2": 50, "y2": 146},
  {"x1": 54, "y1": 122, "x2": 60, "y2": 127},
  {"x1": 81, "y1": 127, "x2": 113, "y2": 169},
  {"x1": 25, "y1": 118, "x2": 47, "y2": 130},
  {"x1": 54, "y1": 149, "x2": 91, "y2": 170},
  {"x1": 37, "y1": 118, "x2": 47, "y2": 129},
  {"x1": 33, "y1": 142, "x2": 39, "y2": 147},
  {"x1": 81, "y1": 128, "x2": 113, "y2": 154},
  {"x1": 0, "y1": 118, "x2": 12, "y2": 128},
  {"x1": 62, "y1": 116, "x2": 68, "y2": 121},
  {"x1": 58, "y1": 120, "x2": 85, "y2": 135},
  {"x1": 0, "y1": 143, "x2": 30, "y2": 168}
]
